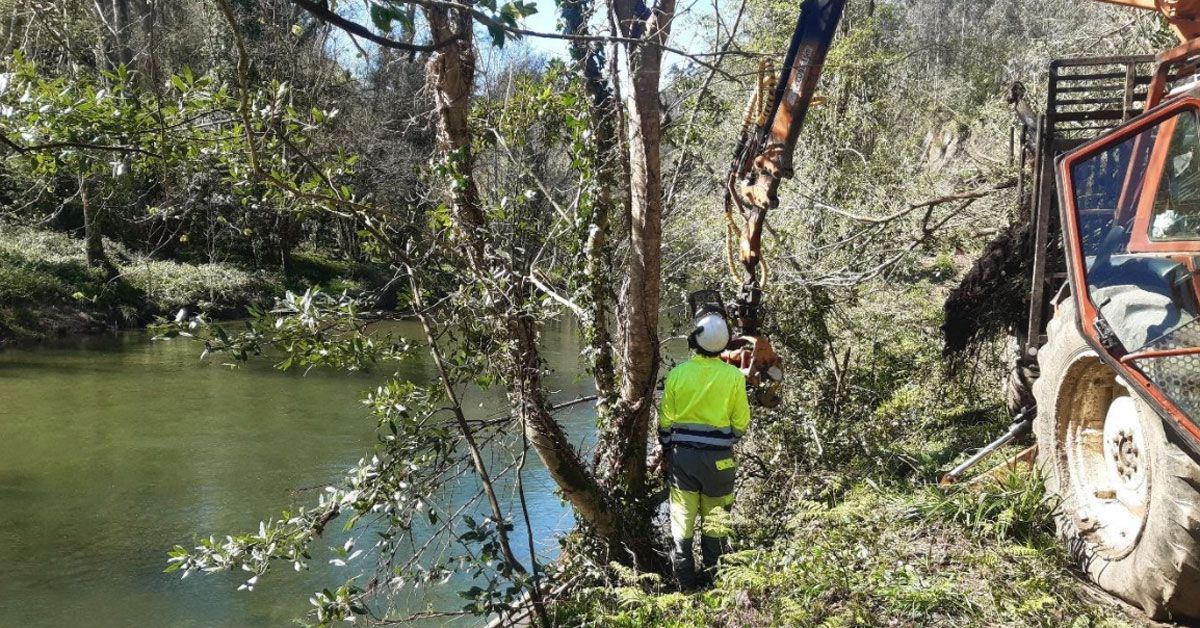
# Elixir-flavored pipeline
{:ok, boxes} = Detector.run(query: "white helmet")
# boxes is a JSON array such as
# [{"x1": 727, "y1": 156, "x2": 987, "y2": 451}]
[{"x1": 691, "y1": 312, "x2": 731, "y2": 355}]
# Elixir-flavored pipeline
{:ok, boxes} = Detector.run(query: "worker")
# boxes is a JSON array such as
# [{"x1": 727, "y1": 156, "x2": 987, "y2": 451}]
[{"x1": 658, "y1": 302, "x2": 752, "y2": 590}]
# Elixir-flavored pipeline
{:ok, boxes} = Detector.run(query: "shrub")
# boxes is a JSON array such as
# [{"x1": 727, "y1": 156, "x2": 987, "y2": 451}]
[{"x1": 122, "y1": 258, "x2": 276, "y2": 315}]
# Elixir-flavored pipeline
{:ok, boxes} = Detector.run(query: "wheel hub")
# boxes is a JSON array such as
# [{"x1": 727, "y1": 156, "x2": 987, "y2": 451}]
[
  {"x1": 1065, "y1": 388, "x2": 1151, "y2": 557},
  {"x1": 1112, "y1": 430, "x2": 1139, "y2": 480},
  {"x1": 1102, "y1": 397, "x2": 1149, "y2": 501}
]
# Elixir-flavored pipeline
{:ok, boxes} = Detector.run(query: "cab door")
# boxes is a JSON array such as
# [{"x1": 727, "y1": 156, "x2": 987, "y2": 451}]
[{"x1": 1057, "y1": 97, "x2": 1200, "y2": 446}]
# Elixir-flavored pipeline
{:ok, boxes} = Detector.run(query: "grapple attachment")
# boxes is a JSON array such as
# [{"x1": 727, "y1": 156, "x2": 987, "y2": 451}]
[
  {"x1": 722, "y1": 334, "x2": 784, "y2": 408},
  {"x1": 687, "y1": 289, "x2": 784, "y2": 408}
]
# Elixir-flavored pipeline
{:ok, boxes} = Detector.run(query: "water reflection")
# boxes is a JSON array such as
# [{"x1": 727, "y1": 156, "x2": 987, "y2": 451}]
[{"x1": 0, "y1": 319, "x2": 594, "y2": 627}]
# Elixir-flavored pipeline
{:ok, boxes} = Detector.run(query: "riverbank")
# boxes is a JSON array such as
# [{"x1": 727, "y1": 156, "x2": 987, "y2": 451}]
[{"x1": 0, "y1": 227, "x2": 389, "y2": 344}]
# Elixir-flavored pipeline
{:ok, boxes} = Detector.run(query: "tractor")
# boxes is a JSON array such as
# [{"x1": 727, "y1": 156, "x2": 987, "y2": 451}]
[
  {"x1": 728, "y1": 0, "x2": 1200, "y2": 620},
  {"x1": 1000, "y1": 20, "x2": 1200, "y2": 620}
]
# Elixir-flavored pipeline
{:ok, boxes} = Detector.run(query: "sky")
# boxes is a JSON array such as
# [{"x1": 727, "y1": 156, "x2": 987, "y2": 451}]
[
  {"x1": 325, "y1": 2, "x2": 728, "y2": 74},
  {"x1": 516, "y1": 2, "x2": 724, "y2": 63},
  {"x1": 521, "y1": 7, "x2": 569, "y2": 58}
]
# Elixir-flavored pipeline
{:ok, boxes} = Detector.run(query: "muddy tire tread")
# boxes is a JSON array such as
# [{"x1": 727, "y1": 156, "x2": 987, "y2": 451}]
[{"x1": 1033, "y1": 298, "x2": 1200, "y2": 621}]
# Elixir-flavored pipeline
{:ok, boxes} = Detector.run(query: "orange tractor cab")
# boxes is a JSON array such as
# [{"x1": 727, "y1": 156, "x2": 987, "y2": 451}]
[
  {"x1": 1060, "y1": 65, "x2": 1200, "y2": 449},
  {"x1": 951, "y1": 9, "x2": 1200, "y2": 620}
]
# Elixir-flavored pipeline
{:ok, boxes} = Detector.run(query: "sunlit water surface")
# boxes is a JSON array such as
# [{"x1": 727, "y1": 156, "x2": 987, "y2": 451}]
[{"x1": 0, "y1": 319, "x2": 595, "y2": 626}]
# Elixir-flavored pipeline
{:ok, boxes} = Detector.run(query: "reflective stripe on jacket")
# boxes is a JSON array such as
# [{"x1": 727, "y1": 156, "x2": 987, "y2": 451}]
[{"x1": 658, "y1": 355, "x2": 751, "y2": 449}]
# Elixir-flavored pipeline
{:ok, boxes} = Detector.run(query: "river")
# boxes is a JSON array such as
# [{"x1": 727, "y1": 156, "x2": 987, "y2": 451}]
[{"x1": 0, "y1": 319, "x2": 597, "y2": 627}]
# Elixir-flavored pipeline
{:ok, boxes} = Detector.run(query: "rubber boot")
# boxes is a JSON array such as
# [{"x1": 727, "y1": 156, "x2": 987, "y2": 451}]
[
  {"x1": 699, "y1": 535, "x2": 725, "y2": 585},
  {"x1": 671, "y1": 537, "x2": 697, "y2": 591}
]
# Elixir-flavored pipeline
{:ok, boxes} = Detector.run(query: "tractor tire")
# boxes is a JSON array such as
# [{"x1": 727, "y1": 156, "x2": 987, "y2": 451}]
[{"x1": 1034, "y1": 296, "x2": 1200, "y2": 622}]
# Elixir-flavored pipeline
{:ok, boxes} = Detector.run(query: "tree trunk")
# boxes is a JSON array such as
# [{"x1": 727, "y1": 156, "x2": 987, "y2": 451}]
[
  {"x1": 111, "y1": 0, "x2": 134, "y2": 67},
  {"x1": 424, "y1": 8, "x2": 487, "y2": 250},
  {"x1": 509, "y1": 313, "x2": 616, "y2": 534},
  {"x1": 562, "y1": 1, "x2": 619, "y2": 424},
  {"x1": 136, "y1": 0, "x2": 162, "y2": 89},
  {"x1": 419, "y1": 0, "x2": 678, "y2": 571},
  {"x1": 595, "y1": 0, "x2": 676, "y2": 495},
  {"x1": 81, "y1": 178, "x2": 101, "y2": 265},
  {"x1": 80, "y1": 176, "x2": 115, "y2": 278},
  {"x1": 94, "y1": 0, "x2": 134, "y2": 71},
  {"x1": 422, "y1": 5, "x2": 618, "y2": 539}
]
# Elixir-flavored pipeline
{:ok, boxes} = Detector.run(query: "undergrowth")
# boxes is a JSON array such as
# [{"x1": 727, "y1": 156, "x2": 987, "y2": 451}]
[
  {"x1": 557, "y1": 279, "x2": 1143, "y2": 627},
  {"x1": 557, "y1": 479, "x2": 1139, "y2": 627}
]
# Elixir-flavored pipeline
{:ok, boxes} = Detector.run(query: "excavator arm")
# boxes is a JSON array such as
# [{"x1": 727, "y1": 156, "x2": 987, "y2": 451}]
[
  {"x1": 729, "y1": 0, "x2": 845, "y2": 271},
  {"x1": 724, "y1": 0, "x2": 1200, "y2": 408},
  {"x1": 1092, "y1": 0, "x2": 1200, "y2": 41},
  {"x1": 721, "y1": 0, "x2": 845, "y2": 407}
]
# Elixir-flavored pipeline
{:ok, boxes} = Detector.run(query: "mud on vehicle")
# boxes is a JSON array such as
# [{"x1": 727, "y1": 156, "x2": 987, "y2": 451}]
[{"x1": 977, "y1": 40, "x2": 1200, "y2": 621}]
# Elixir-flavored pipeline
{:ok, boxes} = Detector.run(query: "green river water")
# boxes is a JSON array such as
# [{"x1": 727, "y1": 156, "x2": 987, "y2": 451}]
[{"x1": 0, "y1": 319, "x2": 596, "y2": 627}]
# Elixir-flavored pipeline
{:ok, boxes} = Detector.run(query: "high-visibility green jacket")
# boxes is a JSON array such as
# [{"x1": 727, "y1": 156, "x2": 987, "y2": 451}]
[{"x1": 658, "y1": 355, "x2": 751, "y2": 449}]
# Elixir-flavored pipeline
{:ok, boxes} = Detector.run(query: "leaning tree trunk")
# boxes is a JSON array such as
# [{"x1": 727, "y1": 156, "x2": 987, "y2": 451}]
[{"x1": 422, "y1": 5, "x2": 618, "y2": 539}]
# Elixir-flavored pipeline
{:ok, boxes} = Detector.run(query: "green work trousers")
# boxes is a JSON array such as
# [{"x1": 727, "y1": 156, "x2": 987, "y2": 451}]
[{"x1": 668, "y1": 444, "x2": 735, "y2": 588}]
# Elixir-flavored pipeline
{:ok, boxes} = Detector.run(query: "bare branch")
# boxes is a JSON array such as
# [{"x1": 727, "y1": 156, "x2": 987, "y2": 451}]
[
  {"x1": 801, "y1": 179, "x2": 1015, "y2": 224},
  {"x1": 290, "y1": 0, "x2": 460, "y2": 52},
  {"x1": 909, "y1": 179, "x2": 1016, "y2": 210},
  {"x1": 530, "y1": 272, "x2": 586, "y2": 318}
]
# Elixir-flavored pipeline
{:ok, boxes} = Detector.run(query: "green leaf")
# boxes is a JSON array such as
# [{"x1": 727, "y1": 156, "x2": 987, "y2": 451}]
[
  {"x1": 369, "y1": 5, "x2": 397, "y2": 33},
  {"x1": 487, "y1": 24, "x2": 507, "y2": 48}
]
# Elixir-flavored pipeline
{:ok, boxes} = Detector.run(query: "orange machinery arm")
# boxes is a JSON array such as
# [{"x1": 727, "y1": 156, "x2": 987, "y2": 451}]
[
  {"x1": 723, "y1": 0, "x2": 1200, "y2": 407},
  {"x1": 1091, "y1": 0, "x2": 1200, "y2": 41},
  {"x1": 721, "y1": 0, "x2": 846, "y2": 408}
]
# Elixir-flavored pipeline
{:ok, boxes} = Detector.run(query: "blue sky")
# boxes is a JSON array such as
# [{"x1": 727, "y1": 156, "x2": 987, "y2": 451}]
[
  {"x1": 326, "y1": 2, "x2": 727, "y2": 72},
  {"x1": 514, "y1": 2, "x2": 725, "y2": 68},
  {"x1": 521, "y1": 7, "x2": 569, "y2": 58}
]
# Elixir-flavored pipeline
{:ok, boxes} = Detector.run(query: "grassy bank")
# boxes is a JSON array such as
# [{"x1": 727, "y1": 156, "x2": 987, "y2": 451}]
[
  {"x1": 558, "y1": 474, "x2": 1145, "y2": 627},
  {"x1": 0, "y1": 227, "x2": 386, "y2": 342}
]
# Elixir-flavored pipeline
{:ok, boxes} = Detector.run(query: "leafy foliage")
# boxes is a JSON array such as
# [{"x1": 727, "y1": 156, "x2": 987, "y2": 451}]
[
  {"x1": 152, "y1": 288, "x2": 407, "y2": 370},
  {"x1": 561, "y1": 484, "x2": 1138, "y2": 627}
]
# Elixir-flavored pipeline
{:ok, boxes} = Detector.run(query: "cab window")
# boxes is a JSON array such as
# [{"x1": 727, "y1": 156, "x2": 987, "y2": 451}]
[
  {"x1": 1150, "y1": 110, "x2": 1200, "y2": 241},
  {"x1": 1068, "y1": 111, "x2": 1196, "y2": 352}
]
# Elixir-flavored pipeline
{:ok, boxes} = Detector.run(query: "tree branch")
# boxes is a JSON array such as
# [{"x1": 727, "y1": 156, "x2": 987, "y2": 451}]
[
  {"x1": 290, "y1": 0, "x2": 461, "y2": 53},
  {"x1": 909, "y1": 178, "x2": 1016, "y2": 210},
  {"x1": 0, "y1": 134, "x2": 161, "y2": 158},
  {"x1": 530, "y1": 271, "x2": 586, "y2": 318}
]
